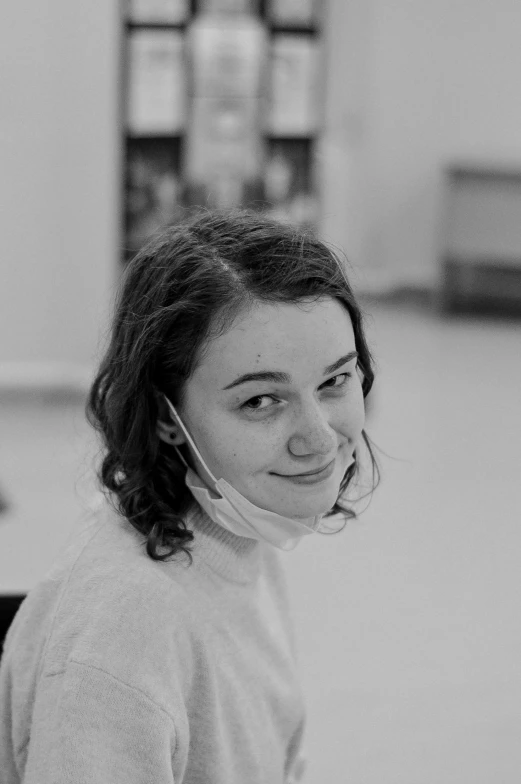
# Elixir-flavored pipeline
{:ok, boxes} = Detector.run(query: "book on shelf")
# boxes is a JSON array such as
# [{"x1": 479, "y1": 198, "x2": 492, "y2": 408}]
[
  {"x1": 185, "y1": 12, "x2": 267, "y2": 208},
  {"x1": 127, "y1": 0, "x2": 189, "y2": 24},
  {"x1": 268, "y1": 35, "x2": 321, "y2": 136},
  {"x1": 126, "y1": 142, "x2": 183, "y2": 253},
  {"x1": 188, "y1": 13, "x2": 267, "y2": 99},
  {"x1": 264, "y1": 140, "x2": 317, "y2": 227},
  {"x1": 266, "y1": 0, "x2": 317, "y2": 27},
  {"x1": 127, "y1": 29, "x2": 186, "y2": 135}
]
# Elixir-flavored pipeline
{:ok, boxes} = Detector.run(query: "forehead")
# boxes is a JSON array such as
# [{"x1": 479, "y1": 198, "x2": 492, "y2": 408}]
[{"x1": 193, "y1": 297, "x2": 356, "y2": 385}]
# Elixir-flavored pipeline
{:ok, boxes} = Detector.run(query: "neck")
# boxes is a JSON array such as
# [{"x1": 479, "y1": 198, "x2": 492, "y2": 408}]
[{"x1": 186, "y1": 503, "x2": 263, "y2": 584}]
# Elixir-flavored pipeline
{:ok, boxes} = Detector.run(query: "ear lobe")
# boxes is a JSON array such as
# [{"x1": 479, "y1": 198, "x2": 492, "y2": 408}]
[{"x1": 157, "y1": 420, "x2": 186, "y2": 446}]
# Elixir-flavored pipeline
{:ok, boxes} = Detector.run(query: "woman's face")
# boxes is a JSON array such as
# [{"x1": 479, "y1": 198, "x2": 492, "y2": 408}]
[{"x1": 176, "y1": 297, "x2": 365, "y2": 519}]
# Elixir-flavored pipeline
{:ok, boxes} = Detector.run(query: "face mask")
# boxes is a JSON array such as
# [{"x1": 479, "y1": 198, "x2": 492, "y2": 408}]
[{"x1": 163, "y1": 396, "x2": 324, "y2": 551}]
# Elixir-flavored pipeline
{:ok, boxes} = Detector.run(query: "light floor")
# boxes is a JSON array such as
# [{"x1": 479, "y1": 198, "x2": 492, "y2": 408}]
[{"x1": 1, "y1": 302, "x2": 520, "y2": 783}]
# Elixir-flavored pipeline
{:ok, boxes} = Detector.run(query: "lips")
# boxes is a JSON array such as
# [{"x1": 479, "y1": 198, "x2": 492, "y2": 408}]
[
  {"x1": 272, "y1": 459, "x2": 336, "y2": 486},
  {"x1": 272, "y1": 459, "x2": 336, "y2": 479},
  {"x1": 283, "y1": 460, "x2": 335, "y2": 478}
]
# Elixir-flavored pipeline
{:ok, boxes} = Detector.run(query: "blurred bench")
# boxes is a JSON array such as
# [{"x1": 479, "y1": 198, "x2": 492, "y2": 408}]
[{"x1": 440, "y1": 164, "x2": 521, "y2": 314}]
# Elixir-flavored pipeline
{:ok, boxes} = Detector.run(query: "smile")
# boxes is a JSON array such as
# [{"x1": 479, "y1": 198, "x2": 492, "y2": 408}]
[{"x1": 273, "y1": 459, "x2": 336, "y2": 485}]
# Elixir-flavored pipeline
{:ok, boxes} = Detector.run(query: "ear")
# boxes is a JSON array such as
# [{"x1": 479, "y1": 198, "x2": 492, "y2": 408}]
[
  {"x1": 157, "y1": 419, "x2": 186, "y2": 446},
  {"x1": 155, "y1": 390, "x2": 187, "y2": 446}
]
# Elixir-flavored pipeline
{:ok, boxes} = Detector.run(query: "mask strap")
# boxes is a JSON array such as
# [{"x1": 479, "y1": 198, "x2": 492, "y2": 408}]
[{"x1": 163, "y1": 395, "x2": 220, "y2": 488}]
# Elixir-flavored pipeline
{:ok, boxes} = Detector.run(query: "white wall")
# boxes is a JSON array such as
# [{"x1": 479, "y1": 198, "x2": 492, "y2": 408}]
[
  {"x1": 0, "y1": 0, "x2": 120, "y2": 387},
  {"x1": 321, "y1": 0, "x2": 521, "y2": 290},
  {"x1": 319, "y1": 0, "x2": 374, "y2": 295}
]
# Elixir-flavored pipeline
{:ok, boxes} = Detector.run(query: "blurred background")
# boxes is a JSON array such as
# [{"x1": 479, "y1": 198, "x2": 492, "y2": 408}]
[{"x1": 1, "y1": 0, "x2": 520, "y2": 781}]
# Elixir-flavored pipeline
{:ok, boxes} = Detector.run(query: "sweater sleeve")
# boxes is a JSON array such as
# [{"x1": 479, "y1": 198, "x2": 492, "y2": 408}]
[
  {"x1": 22, "y1": 661, "x2": 179, "y2": 784},
  {"x1": 285, "y1": 716, "x2": 307, "y2": 783}
]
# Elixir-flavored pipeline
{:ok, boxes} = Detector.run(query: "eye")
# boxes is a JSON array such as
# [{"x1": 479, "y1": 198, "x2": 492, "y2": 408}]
[
  {"x1": 241, "y1": 395, "x2": 277, "y2": 412},
  {"x1": 320, "y1": 372, "x2": 351, "y2": 390}
]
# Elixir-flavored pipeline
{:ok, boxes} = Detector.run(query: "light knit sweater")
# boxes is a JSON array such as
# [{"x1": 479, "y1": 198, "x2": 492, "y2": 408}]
[{"x1": 0, "y1": 503, "x2": 307, "y2": 783}]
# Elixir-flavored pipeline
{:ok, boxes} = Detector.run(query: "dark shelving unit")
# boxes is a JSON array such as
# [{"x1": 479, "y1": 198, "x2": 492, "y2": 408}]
[{"x1": 121, "y1": 0, "x2": 324, "y2": 262}]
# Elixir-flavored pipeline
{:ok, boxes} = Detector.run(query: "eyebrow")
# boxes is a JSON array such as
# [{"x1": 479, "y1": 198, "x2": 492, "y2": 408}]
[{"x1": 222, "y1": 351, "x2": 359, "y2": 391}]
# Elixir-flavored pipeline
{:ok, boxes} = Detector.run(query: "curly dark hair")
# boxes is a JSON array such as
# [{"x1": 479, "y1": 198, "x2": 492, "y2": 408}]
[{"x1": 86, "y1": 209, "x2": 379, "y2": 562}]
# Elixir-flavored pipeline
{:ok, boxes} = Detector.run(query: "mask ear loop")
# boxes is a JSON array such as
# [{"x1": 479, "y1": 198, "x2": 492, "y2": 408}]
[
  {"x1": 163, "y1": 395, "x2": 221, "y2": 491},
  {"x1": 174, "y1": 444, "x2": 189, "y2": 470}
]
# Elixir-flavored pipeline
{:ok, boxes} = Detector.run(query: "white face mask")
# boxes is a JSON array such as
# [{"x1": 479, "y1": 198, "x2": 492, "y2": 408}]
[{"x1": 163, "y1": 396, "x2": 324, "y2": 551}]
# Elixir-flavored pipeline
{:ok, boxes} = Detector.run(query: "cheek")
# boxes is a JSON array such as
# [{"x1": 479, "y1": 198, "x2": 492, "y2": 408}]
[
  {"x1": 218, "y1": 422, "x2": 286, "y2": 486},
  {"x1": 225, "y1": 424, "x2": 280, "y2": 468},
  {"x1": 182, "y1": 410, "x2": 226, "y2": 472},
  {"x1": 191, "y1": 412, "x2": 268, "y2": 478}
]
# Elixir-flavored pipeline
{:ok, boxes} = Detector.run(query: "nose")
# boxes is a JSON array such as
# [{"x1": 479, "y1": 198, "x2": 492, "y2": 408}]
[{"x1": 287, "y1": 401, "x2": 337, "y2": 458}]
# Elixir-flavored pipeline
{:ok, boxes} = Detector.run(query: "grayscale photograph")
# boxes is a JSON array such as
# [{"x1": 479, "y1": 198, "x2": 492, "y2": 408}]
[{"x1": 1, "y1": 1, "x2": 520, "y2": 782}]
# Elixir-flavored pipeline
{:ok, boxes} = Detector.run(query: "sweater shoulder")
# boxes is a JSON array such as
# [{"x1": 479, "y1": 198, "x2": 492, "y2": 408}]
[{"x1": 2, "y1": 507, "x2": 204, "y2": 703}]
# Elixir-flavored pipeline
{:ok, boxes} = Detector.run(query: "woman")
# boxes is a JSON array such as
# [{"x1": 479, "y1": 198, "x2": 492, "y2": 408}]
[{"x1": 0, "y1": 210, "x2": 378, "y2": 783}]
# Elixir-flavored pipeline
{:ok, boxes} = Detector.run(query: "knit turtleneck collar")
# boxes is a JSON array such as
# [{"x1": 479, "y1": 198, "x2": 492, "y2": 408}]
[
  {"x1": 186, "y1": 504, "x2": 263, "y2": 585},
  {"x1": 98, "y1": 497, "x2": 263, "y2": 586}
]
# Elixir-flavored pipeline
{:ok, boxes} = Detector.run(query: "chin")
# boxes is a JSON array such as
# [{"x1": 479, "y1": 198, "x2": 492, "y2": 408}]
[{"x1": 282, "y1": 493, "x2": 338, "y2": 520}]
